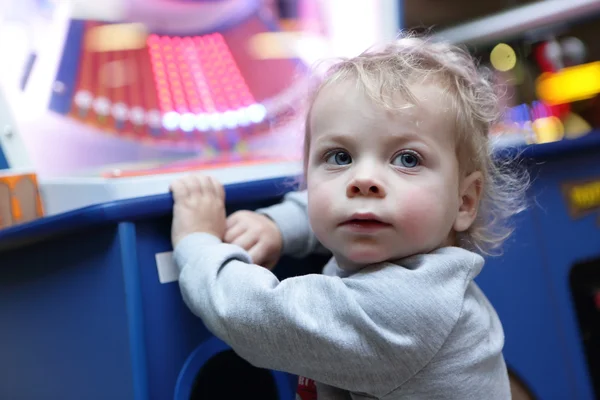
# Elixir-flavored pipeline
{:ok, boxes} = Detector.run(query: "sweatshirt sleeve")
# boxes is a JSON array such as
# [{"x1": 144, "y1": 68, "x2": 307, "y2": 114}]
[
  {"x1": 174, "y1": 233, "x2": 478, "y2": 397},
  {"x1": 256, "y1": 190, "x2": 329, "y2": 258}
]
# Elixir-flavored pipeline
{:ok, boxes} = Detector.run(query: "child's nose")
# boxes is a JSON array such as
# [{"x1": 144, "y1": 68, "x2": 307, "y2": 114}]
[{"x1": 346, "y1": 177, "x2": 386, "y2": 198}]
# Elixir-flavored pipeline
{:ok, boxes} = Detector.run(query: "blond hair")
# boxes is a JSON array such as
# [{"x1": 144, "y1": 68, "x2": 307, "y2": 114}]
[{"x1": 302, "y1": 34, "x2": 529, "y2": 255}]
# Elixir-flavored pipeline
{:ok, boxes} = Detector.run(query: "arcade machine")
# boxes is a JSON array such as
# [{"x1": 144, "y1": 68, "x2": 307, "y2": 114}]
[
  {"x1": 0, "y1": 1, "x2": 400, "y2": 399},
  {"x1": 17, "y1": 0, "x2": 309, "y2": 215},
  {"x1": 1, "y1": 0, "x2": 399, "y2": 216},
  {"x1": 434, "y1": 1, "x2": 600, "y2": 399}
]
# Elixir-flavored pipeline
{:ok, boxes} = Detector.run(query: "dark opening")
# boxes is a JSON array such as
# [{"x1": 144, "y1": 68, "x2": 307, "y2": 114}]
[
  {"x1": 189, "y1": 350, "x2": 279, "y2": 400},
  {"x1": 570, "y1": 257, "x2": 600, "y2": 399}
]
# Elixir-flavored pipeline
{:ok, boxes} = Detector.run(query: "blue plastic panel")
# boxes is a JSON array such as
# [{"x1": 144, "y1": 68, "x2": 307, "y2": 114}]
[
  {"x1": 0, "y1": 226, "x2": 135, "y2": 400},
  {"x1": 523, "y1": 152, "x2": 600, "y2": 400}
]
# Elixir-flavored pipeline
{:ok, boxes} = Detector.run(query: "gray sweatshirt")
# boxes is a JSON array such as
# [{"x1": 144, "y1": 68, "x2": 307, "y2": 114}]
[{"x1": 174, "y1": 191, "x2": 511, "y2": 399}]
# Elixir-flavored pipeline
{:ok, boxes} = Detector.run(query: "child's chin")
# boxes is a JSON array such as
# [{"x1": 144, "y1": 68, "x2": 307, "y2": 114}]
[{"x1": 346, "y1": 251, "x2": 389, "y2": 266}]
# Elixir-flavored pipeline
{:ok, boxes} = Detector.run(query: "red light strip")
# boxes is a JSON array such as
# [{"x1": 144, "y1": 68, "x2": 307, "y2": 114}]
[
  {"x1": 178, "y1": 37, "x2": 202, "y2": 114},
  {"x1": 163, "y1": 37, "x2": 187, "y2": 114},
  {"x1": 196, "y1": 34, "x2": 228, "y2": 113},
  {"x1": 184, "y1": 38, "x2": 215, "y2": 114},
  {"x1": 211, "y1": 33, "x2": 256, "y2": 109},
  {"x1": 148, "y1": 31, "x2": 259, "y2": 136},
  {"x1": 148, "y1": 35, "x2": 174, "y2": 114}
]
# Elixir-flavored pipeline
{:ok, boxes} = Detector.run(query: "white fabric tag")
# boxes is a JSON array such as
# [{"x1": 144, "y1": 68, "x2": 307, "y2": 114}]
[{"x1": 155, "y1": 251, "x2": 179, "y2": 284}]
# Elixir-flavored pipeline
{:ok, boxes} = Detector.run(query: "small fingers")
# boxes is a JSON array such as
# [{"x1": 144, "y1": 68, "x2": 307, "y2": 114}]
[
  {"x1": 231, "y1": 231, "x2": 260, "y2": 252},
  {"x1": 171, "y1": 175, "x2": 204, "y2": 197},
  {"x1": 210, "y1": 176, "x2": 225, "y2": 201},
  {"x1": 226, "y1": 210, "x2": 252, "y2": 229},
  {"x1": 224, "y1": 223, "x2": 246, "y2": 243},
  {"x1": 170, "y1": 179, "x2": 189, "y2": 201},
  {"x1": 248, "y1": 242, "x2": 270, "y2": 267},
  {"x1": 190, "y1": 175, "x2": 225, "y2": 201},
  {"x1": 194, "y1": 174, "x2": 213, "y2": 195},
  {"x1": 226, "y1": 214, "x2": 241, "y2": 229}
]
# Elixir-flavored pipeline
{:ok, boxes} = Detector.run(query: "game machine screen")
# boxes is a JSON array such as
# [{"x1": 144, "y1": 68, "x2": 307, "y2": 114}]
[{"x1": 0, "y1": 0, "x2": 397, "y2": 215}]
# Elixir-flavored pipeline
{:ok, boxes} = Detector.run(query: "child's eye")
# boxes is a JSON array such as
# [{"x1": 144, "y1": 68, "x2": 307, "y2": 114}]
[
  {"x1": 392, "y1": 151, "x2": 420, "y2": 168},
  {"x1": 326, "y1": 151, "x2": 352, "y2": 165}
]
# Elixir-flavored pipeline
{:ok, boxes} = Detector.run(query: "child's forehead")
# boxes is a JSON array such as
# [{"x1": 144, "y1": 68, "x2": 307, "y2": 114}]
[
  {"x1": 310, "y1": 79, "x2": 456, "y2": 127},
  {"x1": 309, "y1": 79, "x2": 458, "y2": 151}
]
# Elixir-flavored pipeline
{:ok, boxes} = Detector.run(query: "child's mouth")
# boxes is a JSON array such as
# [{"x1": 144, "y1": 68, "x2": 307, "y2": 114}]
[{"x1": 341, "y1": 219, "x2": 392, "y2": 232}]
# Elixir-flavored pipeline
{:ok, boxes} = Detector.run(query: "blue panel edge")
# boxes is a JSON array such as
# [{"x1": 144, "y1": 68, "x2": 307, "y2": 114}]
[
  {"x1": 0, "y1": 175, "x2": 299, "y2": 252},
  {"x1": 119, "y1": 222, "x2": 150, "y2": 400}
]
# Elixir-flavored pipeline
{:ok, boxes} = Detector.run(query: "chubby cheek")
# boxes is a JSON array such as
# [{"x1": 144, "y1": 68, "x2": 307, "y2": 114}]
[
  {"x1": 306, "y1": 179, "x2": 335, "y2": 245},
  {"x1": 395, "y1": 186, "x2": 456, "y2": 248}
]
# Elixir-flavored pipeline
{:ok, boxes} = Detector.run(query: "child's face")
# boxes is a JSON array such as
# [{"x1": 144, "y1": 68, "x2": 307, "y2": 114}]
[{"x1": 306, "y1": 80, "x2": 476, "y2": 269}]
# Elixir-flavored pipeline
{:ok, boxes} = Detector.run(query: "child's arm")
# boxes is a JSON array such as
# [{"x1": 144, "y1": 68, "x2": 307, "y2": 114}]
[
  {"x1": 174, "y1": 234, "x2": 469, "y2": 397},
  {"x1": 256, "y1": 190, "x2": 327, "y2": 258}
]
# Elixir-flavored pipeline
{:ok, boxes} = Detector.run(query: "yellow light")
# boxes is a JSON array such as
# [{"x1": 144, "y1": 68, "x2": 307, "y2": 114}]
[
  {"x1": 567, "y1": 181, "x2": 600, "y2": 212},
  {"x1": 248, "y1": 32, "x2": 327, "y2": 62},
  {"x1": 532, "y1": 116, "x2": 564, "y2": 144},
  {"x1": 536, "y1": 62, "x2": 600, "y2": 105},
  {"x1": 85, "y1": 23, "x2": 148, "y2": 52},
  {"x1": 490, "y1": 43, "x2": 517, "y2": 72}
]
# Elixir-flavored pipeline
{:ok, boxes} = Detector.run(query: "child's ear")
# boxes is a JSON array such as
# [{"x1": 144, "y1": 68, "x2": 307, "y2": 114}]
[{"x1": 453, "y1": 171, "x2": 483, "y2": 232}]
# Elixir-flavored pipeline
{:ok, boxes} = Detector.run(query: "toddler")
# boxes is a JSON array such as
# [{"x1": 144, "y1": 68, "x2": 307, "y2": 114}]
[{"x1": 170, "y1": 36, "x2": 526, "y2": 399}]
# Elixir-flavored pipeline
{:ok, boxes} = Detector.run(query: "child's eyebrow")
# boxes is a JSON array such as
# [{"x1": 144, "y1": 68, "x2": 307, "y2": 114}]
[
  {"x1": 312, "y1": 131, "x2": 434, "y2": 151},
  {"x1": 385, "y1": 132, "x2": 432, "y2": 148},
  {"x1": 312, "y1": 133, "x2": 353, "y2": 147}
]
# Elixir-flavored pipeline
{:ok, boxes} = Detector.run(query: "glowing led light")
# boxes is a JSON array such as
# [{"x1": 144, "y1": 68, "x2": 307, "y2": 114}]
[
  {"x1": 490, "y1": 43, "x2": 517, "y2": 72},
  {"x1": 180, "y1": 113, "x2": 196, "y2": 132},
  {"x1": 195, "y1": 113, "x2": 211, "y2": 131},
  {"x1": 208, "y1": 113, "x2": 224, "y2": 130},
  {"x1": 111, "y1": 102, "x2": 129, "y2": 121},
  {"x1": 536, "y1": 62, "x2": 600, "y2": 105},
  {"x1": 163, "y1": 111, "x2": 180, "y2": 131},
  {"x1": 146, "y1": 109, "x2": 163, "y2": 130},
  {"x1": 532, "y1": 116, "x2": 564, "y2": 144},
  {"x1": 222, "y1": 110, "x2": 238, "y2": 129},
  {"x1": 148, "y1": 31, "x2": 267, "y2": 134},
  {"x1": 130, "y1": 106, "x2": 145, "y2": 126},
  {"x1": 247, "y1": 104, "x2": 267, "y2": 123},
  {"x1": 236, "y1": 108, "x2": 251, "y2": 127}
]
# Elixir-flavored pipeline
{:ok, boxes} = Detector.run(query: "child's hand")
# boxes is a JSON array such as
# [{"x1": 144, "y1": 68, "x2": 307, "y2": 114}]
[
  {"x1": 224, "y1": 211, "x2": 283, "y2": 270},
  {"x1": 170, "y1": 175, "x2": 226, "y2": 248}
]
